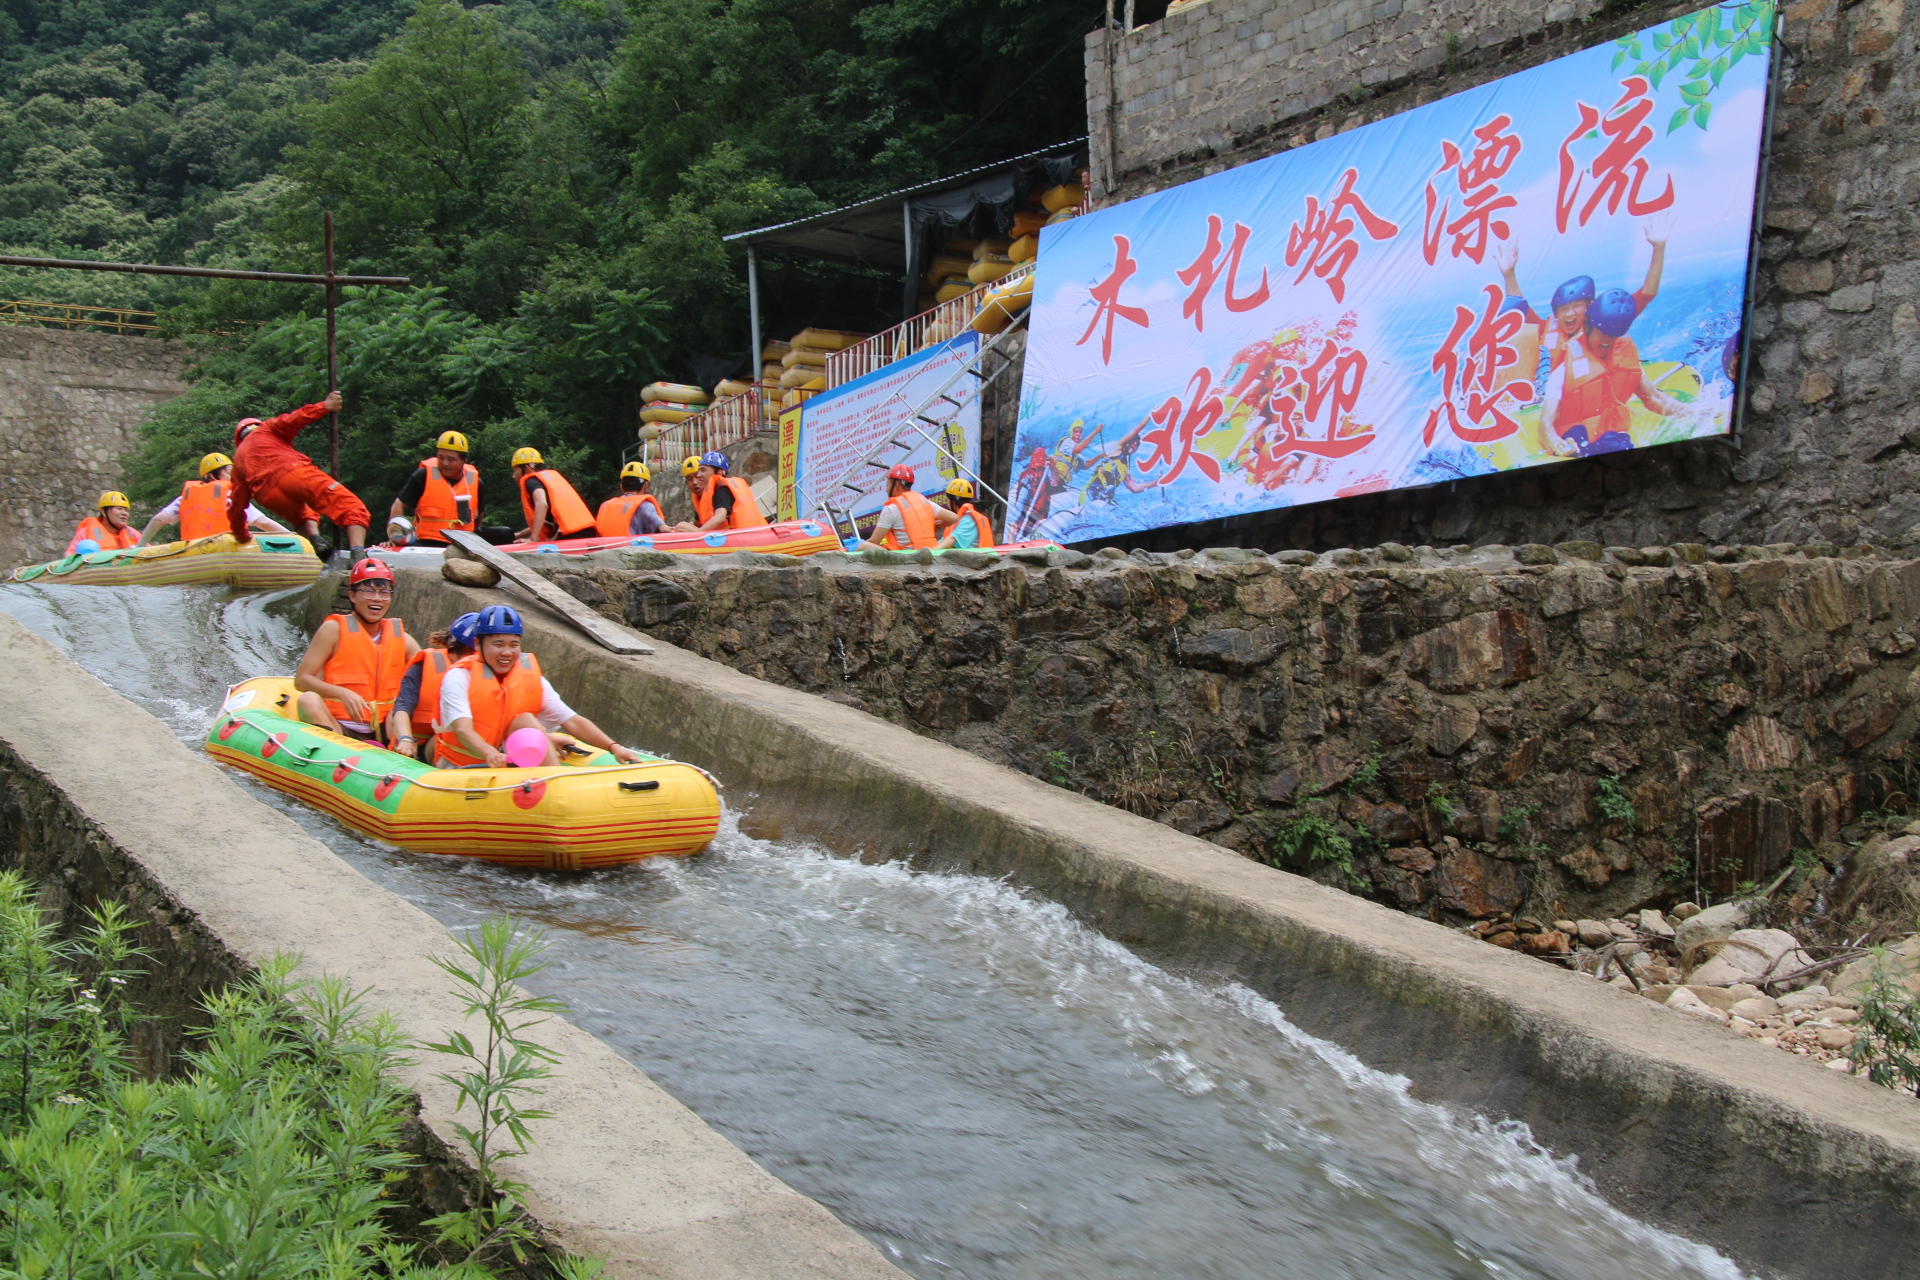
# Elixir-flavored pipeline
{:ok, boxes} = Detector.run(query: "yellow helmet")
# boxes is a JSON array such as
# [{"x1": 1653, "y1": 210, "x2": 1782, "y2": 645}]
[
  {"x1": 621, "y1": 461, "x2": 651, "y2": 482},
  {"x1": 199, "y1": 451, "x2": 232, "y2": 477},
  {"x1": 98, "y1": 491, "x2": 130, "y2": 510},
  {"x1": 680, "y1": 455, "x2": 701, "y2": 477},
  {"x1": 945, "y1": 479, "x2": 974, "y2": 500},
  {"x1": 511, "y1": 447, "x2": 543, "y2": 467},
  {"x1": 436, "y1": 430, "x2": 470, "y2": 454}
]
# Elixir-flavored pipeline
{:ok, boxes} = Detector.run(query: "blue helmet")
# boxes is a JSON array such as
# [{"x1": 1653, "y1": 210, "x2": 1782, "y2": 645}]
[
  {"x1": 448, "y1": 611, "x2": 482, "y2": 650},
  {"x1": 1588, "y1": 288, "x2": 1638, "y2": 338},
  {"x1": 472, "y1": 605, "x2": 524, "y2": 637},
  {"x1": 1721, "y1": 330, "x2": 1743, "y2": 382},
  {"x1": 1549, "y1": 276, "x2": 1596, "y2": 310},
  {"x1": 700, "y1": 450, "x2": 730, "y2": 473}
]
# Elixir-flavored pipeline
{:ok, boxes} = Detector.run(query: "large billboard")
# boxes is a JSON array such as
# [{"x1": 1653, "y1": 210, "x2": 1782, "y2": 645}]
[
  {"x1": 784, "y1": 332, "x2": 983, "y2": 532},
  {"x1": 1013, "y1": 2, "x2": 1774, "y2": 543}
]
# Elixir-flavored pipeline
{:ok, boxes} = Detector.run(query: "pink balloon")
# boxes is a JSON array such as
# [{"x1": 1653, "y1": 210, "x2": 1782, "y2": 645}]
[{"x1": 503, "y1": 727, "x2": 549, "y2": 769}]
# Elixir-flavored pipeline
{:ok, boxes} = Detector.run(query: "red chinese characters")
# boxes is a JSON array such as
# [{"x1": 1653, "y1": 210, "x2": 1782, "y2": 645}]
[
  {"x1": 1176, "y1": 214, "x2": 1271, "y2": 331},
  {"x1": 1423, "y1": 284, "x2": 1537, "y2": 445},
  {"x1": 1258, "y1": 339, "x2": 1373, "y2": 459},
  {"x1": 1284, "y1": 169, "x2": 1399, "y2": 303},
  {"x1": 1139, "y1": 369, "x2": 1225, "y2": 485},
  {"x1": 1556, "y1": 77, "x2": 1676, "y2": 233},
  {"x1": 1223, "y1": 316, "x2": 1377, "y2": 471},
  {"x1": 1075, "y1": 235, "x2": 1151, "y2": 363},
  {"x1": 1421, "y1": 115, "x2": 1522, "y2": 266}
]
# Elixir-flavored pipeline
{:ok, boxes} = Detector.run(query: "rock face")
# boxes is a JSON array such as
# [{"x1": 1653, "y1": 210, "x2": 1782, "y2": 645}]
[
  {"x1": 1402, "y1": 610, "x2": 1547, "y2": 693},
  {"x1": 528, "y1": 543, "x2": 1920, "y2": 922}
]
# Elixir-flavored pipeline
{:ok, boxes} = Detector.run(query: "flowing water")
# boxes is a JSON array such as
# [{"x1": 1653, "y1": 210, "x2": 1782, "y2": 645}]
[{"x1": 0, "y1": 583, "x2": 1755, "y2": 1280}]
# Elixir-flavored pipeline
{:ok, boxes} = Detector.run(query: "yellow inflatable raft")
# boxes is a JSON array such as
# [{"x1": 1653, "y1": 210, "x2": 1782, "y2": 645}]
[
  {"x1": 11, "y1": 532, "x2": 323, "y2": 589},
  {"x1": 207, "y1": 678, "x2": 720, "y2": 871}
]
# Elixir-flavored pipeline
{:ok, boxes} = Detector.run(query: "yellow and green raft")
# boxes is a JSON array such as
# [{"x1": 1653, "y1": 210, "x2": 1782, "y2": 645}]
[
  {"x1": 12, "y1": 533, "x2": 324, "y2": 589},
  {"x1": 207, "y1": 677, "x2": 721, "y2": 871}
]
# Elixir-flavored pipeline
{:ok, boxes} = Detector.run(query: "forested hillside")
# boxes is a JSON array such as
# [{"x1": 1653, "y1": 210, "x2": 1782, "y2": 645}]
[{"x1": 0, "y1": 0, "x2": 1096, "y2": 525}]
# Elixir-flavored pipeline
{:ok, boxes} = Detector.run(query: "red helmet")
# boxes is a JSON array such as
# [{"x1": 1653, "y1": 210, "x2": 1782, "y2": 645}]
[
  {"x1": 347, "y1": 558, "x2": 394, "y2": 587},
  {"x1": 1031, "y1": 448, "x2": 1046, "y2": 464},
  {"x1": 233, "y1": 417, "x2": 262, "y2": 445},
  {"x1": 887, "y1": 463, "x2": 915, "y2": 484}
]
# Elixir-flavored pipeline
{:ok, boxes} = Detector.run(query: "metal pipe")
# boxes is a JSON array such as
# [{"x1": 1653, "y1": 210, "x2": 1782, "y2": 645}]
[
  {"x1": 324, "y1": 211, "x2": 339, "y2": 474},
  {"x1": 746, "y1": 245, "x2": 762, "y2": 428},
  {"x1": 901, "y1": 200, "x2": 917, "y2": 321},
  {"x1": 0, "y1": 254, "x2": 408, "y2": 286}
]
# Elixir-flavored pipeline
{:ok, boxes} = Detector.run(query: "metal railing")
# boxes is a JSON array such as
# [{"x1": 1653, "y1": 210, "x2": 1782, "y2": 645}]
[
  {"x1": 0, "y1": 299, "x2": 159, "y2": 334},
  {"x1": 825, "y1": 260, "x2": 1036, "y2": 388}
]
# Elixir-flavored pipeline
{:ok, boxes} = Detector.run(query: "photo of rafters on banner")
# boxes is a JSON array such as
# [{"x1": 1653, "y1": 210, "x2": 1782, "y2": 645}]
[{"x1": 1013, "y1": 1, "x2": 1775, "y2": 544}]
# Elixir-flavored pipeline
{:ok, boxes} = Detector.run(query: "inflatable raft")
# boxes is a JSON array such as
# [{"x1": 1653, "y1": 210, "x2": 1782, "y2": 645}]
[
  {"x1": 377, "y1": 519, "x2": 844, "y2": 562},
  {"x1": 207, "y1": 678, "x2": 720, "y2": 871},
  {"x1": 12, "y1": 533, "x2": 323, "y2": 590}
]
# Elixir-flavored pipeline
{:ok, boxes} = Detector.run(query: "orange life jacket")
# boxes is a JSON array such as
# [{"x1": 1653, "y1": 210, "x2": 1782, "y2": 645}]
[
  {"x1": 321, "y1": 613, "x2": 410, "y2": 730},
  {"x1": 414, "y1": 457, "x2": 481, "y2": 541},
  {"x1": 178, "y1": 479, "x2": 229, "y2": 541},
  {"x1": 68, "y1": 516, "x2": 140, "y2": 554},
  {"x1": 406, "y1": 647, "x2": 453, "y2": 736},
  {"x1": 692, "y1": 475, "x2": 768, "y2": 530},
  {"x1": 433, "y1": 651, "x2": 545, "y2": 768},
  {"x1": 596, "y1": 492, "x2": 661, "y2": 536},
  {"x1": 953, "y1": 502, "x2": 995, "y2": 549},
  {"x1": 1552, "y1": 334, "x2": 1642, "y2": 439},
  {"x1": 518, "y1": 468, "x2": 596, "y2": 539},
  {"x1": 879, "y1": 490, "x2": 940, "y2": 550}
]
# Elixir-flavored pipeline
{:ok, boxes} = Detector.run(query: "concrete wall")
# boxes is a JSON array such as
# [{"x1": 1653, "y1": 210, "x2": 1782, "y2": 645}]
[
  {"x1": 0, "y1": 326, "x2": 186, "y2": 566},
  {"x1": 0, "y1": 610, "x2": 907, "y2": 1280},
  {"x1": 380, "y1": 565, "x2": 1920, "y2": 1280},
  {"x1": 1073, "y1": 0, "x2": 1920, "y2": 556}
]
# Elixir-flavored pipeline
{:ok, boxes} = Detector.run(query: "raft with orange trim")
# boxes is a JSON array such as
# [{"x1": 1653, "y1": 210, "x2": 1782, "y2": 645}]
[
  {"x1": 207, "y1": 678, "x2": 720, "y2": 871},
  {"x1": 12, "y1": 533, "x2": 323, "y2": 589}
]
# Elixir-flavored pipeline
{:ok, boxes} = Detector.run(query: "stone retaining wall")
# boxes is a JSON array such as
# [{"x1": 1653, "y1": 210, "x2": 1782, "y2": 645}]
[
  {"x1": 533, "y1": 540, "x2": 1920, "y2": 925},
  {"x1": 0, "y1": 326, "x2": 186, "y2": 566}
]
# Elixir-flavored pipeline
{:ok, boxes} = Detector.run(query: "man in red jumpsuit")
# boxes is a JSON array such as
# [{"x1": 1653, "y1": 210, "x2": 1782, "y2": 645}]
[{"x1": 226, "y1": 389, "x2": 372, "y2": 561}]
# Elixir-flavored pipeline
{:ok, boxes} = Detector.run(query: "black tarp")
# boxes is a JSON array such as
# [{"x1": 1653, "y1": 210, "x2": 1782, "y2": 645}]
[{"x1": 901, "y1": 149, "x2": 1085, "y2": 315}]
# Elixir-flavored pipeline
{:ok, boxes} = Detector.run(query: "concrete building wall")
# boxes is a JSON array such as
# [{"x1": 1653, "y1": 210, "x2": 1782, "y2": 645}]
[
  {"x1": 1075, "y1": 0, "x2": 1920, "y2": 555},
  {"x1": 0, "y1": 326, "x2": 186, "y2": 566}
]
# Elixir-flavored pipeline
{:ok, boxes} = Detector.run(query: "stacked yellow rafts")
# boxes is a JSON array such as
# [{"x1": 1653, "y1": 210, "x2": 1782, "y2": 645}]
[
  {"x1": 968, "y1": 179, "x2": 1085, "y2": 337},
  {"x1": 921, "y1": 241, "x2": 977, "y2": 312},
  {"x1": 760, "y1": 339, "x2": 790, "y2": 419},
  {"x1": 778, "y1": 327, "x2": 867, "y2": 410},
  {"x1": 640, "y1": 381, "x2": 710, "y2": 427}
]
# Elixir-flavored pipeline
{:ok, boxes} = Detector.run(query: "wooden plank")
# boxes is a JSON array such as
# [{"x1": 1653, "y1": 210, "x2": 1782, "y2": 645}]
[{"x1": 442, "y1": 531, "x2": 655, "y2": 656}]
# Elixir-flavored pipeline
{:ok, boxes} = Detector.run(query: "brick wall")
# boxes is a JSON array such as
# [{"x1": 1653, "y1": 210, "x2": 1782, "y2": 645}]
[
  {"x1": 0, "y1": 326, "x2": 186, "y2": 566},
  {"x1": 1072, "y1": 0, "x2": 1920, "y2": 557}
]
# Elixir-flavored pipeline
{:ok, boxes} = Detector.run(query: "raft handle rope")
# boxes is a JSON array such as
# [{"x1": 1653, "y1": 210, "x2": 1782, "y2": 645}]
[{"x1": 217, "y1": 705, "x2": 722, "y2": 794}]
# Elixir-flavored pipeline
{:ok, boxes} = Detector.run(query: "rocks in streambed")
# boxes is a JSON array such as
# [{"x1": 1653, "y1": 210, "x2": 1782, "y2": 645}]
[
  {"x1": 1687, "y1": 928, "x2": 1814, "y2": 987},
  {"x1": 1465, "y1": 895, "x2": 1916, "y2": 1085}
]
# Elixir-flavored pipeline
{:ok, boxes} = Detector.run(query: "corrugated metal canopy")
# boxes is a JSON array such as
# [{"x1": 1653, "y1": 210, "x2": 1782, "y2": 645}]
[{"x1": 722, "y1": 139, "x2": 1087, "y2": 272}]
